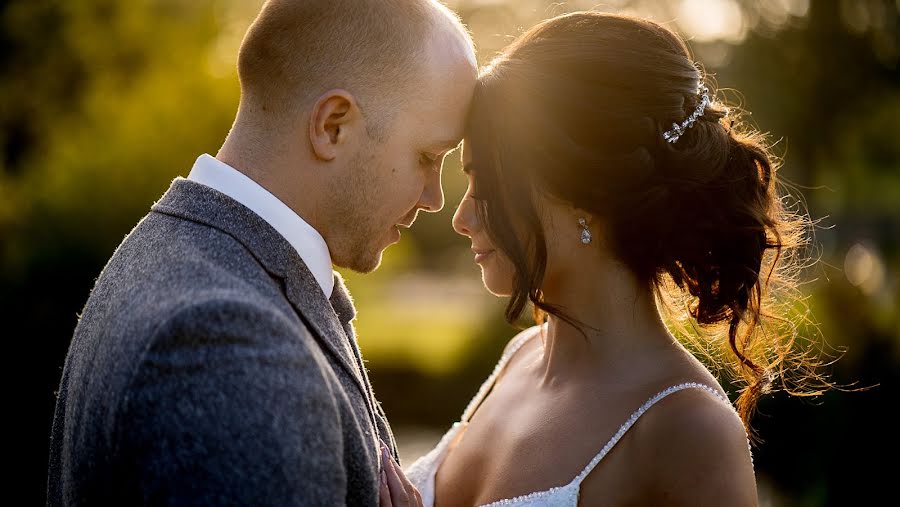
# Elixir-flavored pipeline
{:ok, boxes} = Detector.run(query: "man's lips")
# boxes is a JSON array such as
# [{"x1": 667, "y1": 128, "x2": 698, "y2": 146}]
[{"x1": 397, "y1": 209, "x2": 420, "y2": 229}]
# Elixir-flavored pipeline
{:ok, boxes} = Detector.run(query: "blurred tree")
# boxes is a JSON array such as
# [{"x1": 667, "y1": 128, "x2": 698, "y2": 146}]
[{"x1": 0, "y1": 0, "x2": 238, "y2": 500}]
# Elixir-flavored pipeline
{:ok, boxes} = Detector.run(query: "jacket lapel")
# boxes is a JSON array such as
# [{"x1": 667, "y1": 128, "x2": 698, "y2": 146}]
[
  {"x1": 332, "y1": 274, "x2": 399, "y2": 458},
  {"x1": 280, "y1": 268, "x2": 368, "y2": 390},
  {"x1": 151, "y1": 178, "x2": 369, "y2": 401}
]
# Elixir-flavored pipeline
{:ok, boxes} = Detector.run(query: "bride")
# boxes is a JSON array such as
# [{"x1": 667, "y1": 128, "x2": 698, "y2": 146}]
[{"x1": 383, "y1": 11, "x2": 821, "y2": 507}]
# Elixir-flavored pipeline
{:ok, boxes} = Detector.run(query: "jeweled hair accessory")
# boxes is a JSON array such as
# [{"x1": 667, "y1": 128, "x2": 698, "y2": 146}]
[{"x1": 662, "y1": 85, "x2": 711, "y2": 144}]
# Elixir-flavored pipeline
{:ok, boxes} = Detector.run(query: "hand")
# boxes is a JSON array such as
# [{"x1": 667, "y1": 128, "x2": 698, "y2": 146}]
[{"x1": 379, "y1": 440, "x2": 423, "y2": 507}]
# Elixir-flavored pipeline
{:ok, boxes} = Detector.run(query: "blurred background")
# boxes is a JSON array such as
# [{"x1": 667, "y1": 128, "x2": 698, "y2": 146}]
[{"x1": 2, "y1": 0, "x2": 897, "y2": 504}]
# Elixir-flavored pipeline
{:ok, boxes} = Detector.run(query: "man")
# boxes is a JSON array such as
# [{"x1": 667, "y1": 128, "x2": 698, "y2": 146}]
[{"x1": 47, "y1": 0, "x2": 476, "y2": 504}]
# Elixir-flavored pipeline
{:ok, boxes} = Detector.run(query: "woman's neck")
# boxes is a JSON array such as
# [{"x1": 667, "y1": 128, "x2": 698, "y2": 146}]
[{"x1": 534, "y1": 261, "x2": 677, "y2": 385}]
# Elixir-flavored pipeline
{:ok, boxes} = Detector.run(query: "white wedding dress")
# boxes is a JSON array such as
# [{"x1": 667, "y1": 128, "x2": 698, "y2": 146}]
[{"x1": 405, "y1": 330, "x2": 738, "y2": 507}]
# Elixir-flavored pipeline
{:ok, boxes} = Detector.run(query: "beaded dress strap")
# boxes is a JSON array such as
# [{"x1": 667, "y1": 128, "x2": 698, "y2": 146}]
[
  {"x1": 461, "y1": 329, "x2": 540, "y2": 423},
  {"x1": 571, "y1": 382, "x2": 733, "y2": 486}
]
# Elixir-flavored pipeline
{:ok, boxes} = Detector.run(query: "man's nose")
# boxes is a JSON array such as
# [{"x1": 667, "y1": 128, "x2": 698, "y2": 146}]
[{"x1": 419, "y1": 171, "x2": 445, "y2": 213}]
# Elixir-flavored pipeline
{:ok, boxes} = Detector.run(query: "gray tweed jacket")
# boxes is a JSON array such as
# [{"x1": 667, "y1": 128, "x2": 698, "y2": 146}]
[{"x1": 47, "y1": 178, "x2": 396, "y2": 506}]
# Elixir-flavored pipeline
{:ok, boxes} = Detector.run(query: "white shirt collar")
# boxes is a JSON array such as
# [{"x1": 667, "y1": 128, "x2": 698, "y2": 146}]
[{"x1": 187, "y1": 154, "x2": 334, "y2": 298}]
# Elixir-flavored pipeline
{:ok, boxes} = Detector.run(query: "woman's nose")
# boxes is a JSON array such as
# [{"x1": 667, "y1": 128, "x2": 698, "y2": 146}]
[{"x1": 452, "y1": 194, "x2": 478, "y2": 237}]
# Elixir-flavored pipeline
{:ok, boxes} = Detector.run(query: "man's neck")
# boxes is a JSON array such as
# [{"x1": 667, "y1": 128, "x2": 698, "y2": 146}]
[{"x1": 217, "y1": 129, "x2": 324, "y2": 237}]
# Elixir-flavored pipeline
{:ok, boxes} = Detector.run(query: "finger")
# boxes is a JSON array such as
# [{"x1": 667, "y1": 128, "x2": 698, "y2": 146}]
[
  {"x1": 382, "y1": 444, "x2": 410, "y2": 505},
  {"x1": 379, "y1": 465, "x2": 393, "y2": 507},
  {"x1": 384, "y1": 445, "x2": 422, "y2": 507},
  {"x1": 412, "y1": 485, "x2": 423, "y2": 507},
  {"x1": 402, "y1": 470, "x2": 421, "y2": 507}
]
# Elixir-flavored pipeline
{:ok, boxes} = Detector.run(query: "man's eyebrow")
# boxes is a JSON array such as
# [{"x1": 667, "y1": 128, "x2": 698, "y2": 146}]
[{"x1": 431, "y1": 138, "x2": 463, "y2": 152}]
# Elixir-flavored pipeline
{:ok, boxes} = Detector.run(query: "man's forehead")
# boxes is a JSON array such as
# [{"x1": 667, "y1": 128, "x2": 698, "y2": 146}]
[
  {"x1": 403, "y1": 61, "x2": 473, "y2": 148},
  {"x1": 407, "y1": 101, "x2": 466, "y2": 148}
]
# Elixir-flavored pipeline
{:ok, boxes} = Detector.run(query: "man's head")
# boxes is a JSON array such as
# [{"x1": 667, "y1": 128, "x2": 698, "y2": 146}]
[{"x1": 223, "y1": 0, "x2": 477, "y2": 273}]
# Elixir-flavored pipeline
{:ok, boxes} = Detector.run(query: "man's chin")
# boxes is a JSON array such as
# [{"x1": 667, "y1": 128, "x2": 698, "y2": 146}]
[
  {"x1": 333, "y1": 229, "x2": 400, "y2": 274},
  {"x1": 335, "y1": 248, "x2": 385, "y2": 274}
]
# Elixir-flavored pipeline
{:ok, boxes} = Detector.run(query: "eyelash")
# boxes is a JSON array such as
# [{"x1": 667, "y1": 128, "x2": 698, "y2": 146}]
[{"x1": 465, "y1": 175, "x2": 484, "y2": 200}]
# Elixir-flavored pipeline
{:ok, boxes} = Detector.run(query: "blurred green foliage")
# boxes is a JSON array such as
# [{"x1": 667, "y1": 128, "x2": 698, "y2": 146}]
[{"x1": 2, "y1": 0, "x2": 897, "y2": 504}]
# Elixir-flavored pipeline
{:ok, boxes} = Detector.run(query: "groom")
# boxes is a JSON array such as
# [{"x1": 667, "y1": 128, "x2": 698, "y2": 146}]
[{"x1": 47, "y1": 0, "x2": 476, "y2": 505}]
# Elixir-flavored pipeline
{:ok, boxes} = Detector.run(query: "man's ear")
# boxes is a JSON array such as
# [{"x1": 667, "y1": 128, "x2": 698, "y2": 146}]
[{"x1": 309, "y1": 89, "x2": 359, "y2": 161}]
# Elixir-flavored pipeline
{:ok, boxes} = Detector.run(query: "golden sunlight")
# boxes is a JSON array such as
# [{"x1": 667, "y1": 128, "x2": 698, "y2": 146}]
[{"x1": 676, "y1": 0, "x2": 746, "y2": 42}]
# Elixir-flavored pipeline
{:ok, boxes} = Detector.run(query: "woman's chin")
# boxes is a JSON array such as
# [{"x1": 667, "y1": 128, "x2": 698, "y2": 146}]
[{"x1": 481, "y1": 271, "x2": 513, "y2": 297}]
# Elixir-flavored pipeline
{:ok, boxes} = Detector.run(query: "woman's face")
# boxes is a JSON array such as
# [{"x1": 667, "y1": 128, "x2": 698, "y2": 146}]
[
  {"x1": 453, "y1": 139, "x2": 592, "y2": 299},
  {"x1": 452, "y1": 141, "x2": 517, "y2": 296}
]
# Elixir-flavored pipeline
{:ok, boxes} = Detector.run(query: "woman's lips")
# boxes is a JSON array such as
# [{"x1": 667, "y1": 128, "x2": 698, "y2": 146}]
[{"x1": 472, "y1": 249, "x2": 495, "y2": 264}]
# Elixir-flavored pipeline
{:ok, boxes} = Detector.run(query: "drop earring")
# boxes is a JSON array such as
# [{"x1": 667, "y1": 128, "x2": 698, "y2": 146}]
[{"x1": 578, "y1": 218, "x2": 592, "y2": 245}]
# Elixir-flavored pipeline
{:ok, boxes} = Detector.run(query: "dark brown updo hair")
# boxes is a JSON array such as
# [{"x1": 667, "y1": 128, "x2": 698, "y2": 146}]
[{"x1": 466, "y1": 12, "x2": 822, "y2": 430}]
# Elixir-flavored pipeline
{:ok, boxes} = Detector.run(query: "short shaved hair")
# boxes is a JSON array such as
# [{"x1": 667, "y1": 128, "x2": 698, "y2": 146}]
[{"x1": 238, "y1": 0, "x2": 471, "y2": 136}]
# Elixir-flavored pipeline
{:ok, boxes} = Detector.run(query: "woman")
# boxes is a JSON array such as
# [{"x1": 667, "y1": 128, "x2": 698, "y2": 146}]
[{"x1": 389, "y1": 11, "x2": 823, "y2": 507}]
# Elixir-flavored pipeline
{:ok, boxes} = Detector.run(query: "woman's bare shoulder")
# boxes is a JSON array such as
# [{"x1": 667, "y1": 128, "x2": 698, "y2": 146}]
[
  {"x1": 629, "y1": 386, "x2": 758, "y2": 506},
  {"x1": 500, "y1": 324, "x2": 545, "y2": 357}
]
